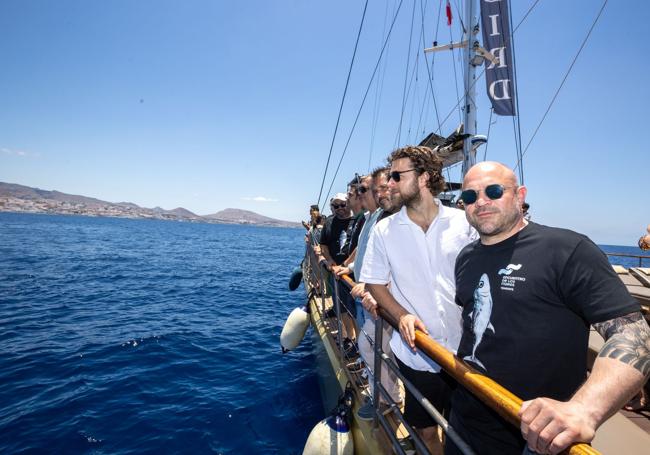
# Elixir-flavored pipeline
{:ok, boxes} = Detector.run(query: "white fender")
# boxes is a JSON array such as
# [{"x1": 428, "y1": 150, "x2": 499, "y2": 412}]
[
  {"x1": 280, "y1": 306, "x2": 310, "y2": 353},
  {"x1": 302, "y1": 415, "x2": 353, "y2": 455}
]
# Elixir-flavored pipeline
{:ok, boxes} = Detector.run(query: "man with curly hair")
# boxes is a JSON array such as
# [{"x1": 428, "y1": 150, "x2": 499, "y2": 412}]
[{"x1": 360, "y1": 145, "x2": 477, "y2": 453}]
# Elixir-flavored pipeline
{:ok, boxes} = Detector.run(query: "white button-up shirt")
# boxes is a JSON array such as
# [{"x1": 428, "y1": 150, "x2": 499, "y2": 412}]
[{"x1": 359, "y1": 201, "x2": 477, "y2": 372}]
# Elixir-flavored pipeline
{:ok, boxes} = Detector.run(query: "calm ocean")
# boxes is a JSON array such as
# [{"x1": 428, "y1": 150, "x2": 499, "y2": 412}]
[
  {"x1": 1, "y1": 213, "x2": 647, "y2": 454},
  {"x1": 0, "y1": 213, "x2": 322, "y2": 454}
]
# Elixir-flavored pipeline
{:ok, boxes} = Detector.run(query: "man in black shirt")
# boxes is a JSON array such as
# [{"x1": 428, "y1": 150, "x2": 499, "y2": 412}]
[
  {"x1": 320, "y1": 193, "x2": 353, "y2": 267},
  {"x1": 320, "y1": 193, "x2": 356, "y2": 340},
  {"x1": 447, "y1": 162, "x2": 650, "y2": 455}
]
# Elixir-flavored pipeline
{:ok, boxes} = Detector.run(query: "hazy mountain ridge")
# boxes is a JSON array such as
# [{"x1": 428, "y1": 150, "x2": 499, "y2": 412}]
[
  {"x1": 204, "y1": 208, "x2": 297, "y2": 226},
  {"x1": 0, "y1": 182, "x2": 299, "y2": 227}
]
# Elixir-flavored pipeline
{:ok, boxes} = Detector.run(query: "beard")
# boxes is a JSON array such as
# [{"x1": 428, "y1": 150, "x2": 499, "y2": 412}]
[
  {"x1": 467, "y1": 199, "x2": 521, "y2": 237},
  {"x1": 399, "y1": 178, "x2": 422, "y2": 208},
  {"x1": 387, "y1": 191, "x2": 404, "y2": 212}
]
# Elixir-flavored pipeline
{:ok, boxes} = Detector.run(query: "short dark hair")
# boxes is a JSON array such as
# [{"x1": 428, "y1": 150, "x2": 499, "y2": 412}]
[
  {"x1": 310, "y1": 204, "x2": 319, "y2": 211},
  {"x1": 348, "y1": 173, "x2": 362, "y2": 188},
  {"x1": 388, "y1": 145, "x2": 445, "y2": 196},
  {"x1": 371, "y1": 165, "x2": 389, "y2": 180}
]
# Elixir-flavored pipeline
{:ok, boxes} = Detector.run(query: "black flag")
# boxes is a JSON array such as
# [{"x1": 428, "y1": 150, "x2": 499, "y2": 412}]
[{"x1": 480, "y1": 0, "x2": 516, "y2": 116}]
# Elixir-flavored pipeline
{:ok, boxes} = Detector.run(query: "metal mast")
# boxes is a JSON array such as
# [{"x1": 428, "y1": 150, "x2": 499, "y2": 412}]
[{"x1": 461, "y1": 0, "x2": 480, "y2": 177}]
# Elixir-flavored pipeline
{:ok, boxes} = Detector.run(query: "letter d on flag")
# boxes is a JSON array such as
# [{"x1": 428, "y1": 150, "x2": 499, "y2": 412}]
[{"x1": 480, "y1": 0, "x2": 515, "y2": 116}]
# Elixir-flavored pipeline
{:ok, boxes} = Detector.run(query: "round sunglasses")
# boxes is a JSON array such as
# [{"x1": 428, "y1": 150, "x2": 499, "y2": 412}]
[
  {"x1": 460, "y1": 184, "x2": 512, "y2": 205},
  {"x1": 388, "y1": 169, "x2": 416, "y2": 182}
]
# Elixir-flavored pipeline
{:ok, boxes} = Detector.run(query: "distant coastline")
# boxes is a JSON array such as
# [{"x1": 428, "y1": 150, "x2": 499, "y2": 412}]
[{"x1": 0, "y1": 182, "x2": 300, "y2": 228}]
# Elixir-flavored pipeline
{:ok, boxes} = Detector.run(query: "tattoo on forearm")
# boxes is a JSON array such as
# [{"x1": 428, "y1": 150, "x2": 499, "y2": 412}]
[{"x1": 594, "y1": 312, "x2": 650, "y2": 376}]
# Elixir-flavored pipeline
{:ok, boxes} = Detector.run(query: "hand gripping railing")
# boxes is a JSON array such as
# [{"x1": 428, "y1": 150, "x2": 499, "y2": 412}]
[{"x1": 334, "y1": 271, "x2": 602, "y2": 455}]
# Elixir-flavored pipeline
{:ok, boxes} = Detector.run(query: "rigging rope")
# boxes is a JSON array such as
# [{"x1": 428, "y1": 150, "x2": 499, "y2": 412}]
[
  {"x1": 367, "y1": 0, "x2": 394, "y2": 173},
  {"x1": 396, "y1": 0, "x2": 418, "y2": 145},
  {"x1": 405, "y1": 51, "x2": 421, "y2": 144},
  {"x1": 483, "y1": 107, "x2": 494, "y2": 161},
  {"x1": 419, "y1": 0, "x2": 443, "y2": 134},
  {"x1": 430, "y1": 0, "x2": 541, "y2": 136},
  {"x1": 320, "y1": 0, "x2": 542, "y2": 200},
  {"x1": 414, "y1": 3, "x2": 430, "y2": 140},
  {"x1": 323, "y1": 0, "x2": 405, "y2": 203},
  {"x1": 515, "y1": 0, "x2": 609, "y2": 172},
  {"x1": 502, "y1": 0, "x2": 524, "y2": 184},
  {"x1": 316, "y1": 0, "x2": 370, "y2": 208},
  {"x1": 449, "y1": 24, "x2": 464, "y2": 125}
]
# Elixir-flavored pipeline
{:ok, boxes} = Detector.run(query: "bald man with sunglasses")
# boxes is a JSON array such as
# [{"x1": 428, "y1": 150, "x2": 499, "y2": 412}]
[{"x1": 447, "y1": 161, "x2": 650, "y2": 455}]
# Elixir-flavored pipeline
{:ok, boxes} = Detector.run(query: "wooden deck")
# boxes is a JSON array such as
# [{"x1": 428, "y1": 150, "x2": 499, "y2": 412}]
[{"x1": 614, "y1": 266, "x2": 650, "y2": 312}]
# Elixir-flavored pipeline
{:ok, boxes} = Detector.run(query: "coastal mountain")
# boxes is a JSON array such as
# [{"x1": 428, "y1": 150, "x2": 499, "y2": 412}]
[
  {"x1": 0, "y1": 182, "x2": 299, "y2": 228},
  {"x1": 204, "y1": 208, "x2": 296, "y2": 226}
]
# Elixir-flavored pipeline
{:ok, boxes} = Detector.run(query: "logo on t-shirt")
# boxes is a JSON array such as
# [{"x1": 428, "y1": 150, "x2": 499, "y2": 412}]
[
  {"x1": 464, "y1": 273, "x2": 495, "y2": 370},
  {"x1": 499, "y1": 263, "x2": 526, "y2": 291},
  {"x1": 497, "y1": 263, "x2": 522, "y2": 275}
]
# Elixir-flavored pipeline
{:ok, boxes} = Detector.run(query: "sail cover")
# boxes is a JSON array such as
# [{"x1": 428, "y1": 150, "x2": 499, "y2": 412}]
[
  {"x1": 480, "y1": 0, "x2": 516, "y2": 116},
  {"x1": 418, "y1": 125, "x2": 469, "y2": 168}
]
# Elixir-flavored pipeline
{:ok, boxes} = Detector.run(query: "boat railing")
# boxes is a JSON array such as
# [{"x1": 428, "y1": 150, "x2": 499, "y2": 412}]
[
  {"x1": 303, "y1": 245, "x2": 451, "y2": 454},
  {"x1": 302, "y1": 241, "x2": 601, "y2": 455},
  {"x1": 605, "y1": 252, "x2": 650, "y2": 267}
]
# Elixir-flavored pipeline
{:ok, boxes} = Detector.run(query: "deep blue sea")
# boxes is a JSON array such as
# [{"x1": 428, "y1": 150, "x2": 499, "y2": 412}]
[{"x1": 0, "y1": 213, "x2": 322, "y2": 454}]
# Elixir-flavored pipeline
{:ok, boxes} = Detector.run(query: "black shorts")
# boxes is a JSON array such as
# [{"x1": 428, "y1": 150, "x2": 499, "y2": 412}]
[{"x1": 396, "y1": 356, "x2": 456, "y2": 429}]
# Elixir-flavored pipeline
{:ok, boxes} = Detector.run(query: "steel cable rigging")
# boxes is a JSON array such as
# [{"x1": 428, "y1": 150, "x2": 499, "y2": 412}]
[
  {"x1": 515, "y1": 0, "x2": 609, "y2": 172},
  {"x1": 396, "y1": 0, "x2": 418, "y2": 146},
  {"x1": 316, "y1": 0, "x2": 369, "y2": 208},
  {"x1": 322, "y1": 0, "x2": 405, "y2": 204}
]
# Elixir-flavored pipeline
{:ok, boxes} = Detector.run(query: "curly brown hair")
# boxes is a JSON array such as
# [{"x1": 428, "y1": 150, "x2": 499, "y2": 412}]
[{"x1": 388, "y1": 145, "x2": 446, "y2": 196}]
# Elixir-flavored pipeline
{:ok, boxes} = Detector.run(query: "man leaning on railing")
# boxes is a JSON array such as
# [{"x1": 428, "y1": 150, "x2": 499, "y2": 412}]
[
  {"x1": 447, "y1": 162, "x2": 650, "y2": 455},
  {"x1": 362, "y1": 146, "x2": 478, "y2": 454}
]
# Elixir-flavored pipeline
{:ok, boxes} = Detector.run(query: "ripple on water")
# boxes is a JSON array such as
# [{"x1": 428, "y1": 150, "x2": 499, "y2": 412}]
[{"x1": 0, "y1": 213, "x2": 322, "y2": 454}]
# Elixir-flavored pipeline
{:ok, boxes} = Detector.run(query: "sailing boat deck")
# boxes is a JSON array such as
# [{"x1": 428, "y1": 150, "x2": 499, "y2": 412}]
[
  {"x1": 613, "y1": 266, "x2": 650, "y2": 312},
  {"x1": 307, "y1": 291, "x2": 408, "y2": 454},
  {"x1": 301, "y1": 251, "x2": 650, "y2": 454}
]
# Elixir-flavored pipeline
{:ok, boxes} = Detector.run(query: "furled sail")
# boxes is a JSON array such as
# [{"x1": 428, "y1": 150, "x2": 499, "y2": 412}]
[
  {"x1": 418, "y1": 124, "x2": 469, "y2": 168},
  {"x1": 480, "y1": 0, "x2": 516, "y2": 116}
]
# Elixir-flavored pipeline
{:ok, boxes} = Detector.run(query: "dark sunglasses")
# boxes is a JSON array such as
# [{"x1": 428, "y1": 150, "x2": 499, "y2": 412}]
[
  {"x1": 460, "y1": 184, "x2": 510, "y2": 205},
  {"x1": 332, "y1": 203, "x2": 347, "y2": 209},
  {"x1": 388, "y1": 169, "x2": 416, "y2": 182},
  {"x1": 358, "y1": 186, "x2": 369, "y2": 194}
]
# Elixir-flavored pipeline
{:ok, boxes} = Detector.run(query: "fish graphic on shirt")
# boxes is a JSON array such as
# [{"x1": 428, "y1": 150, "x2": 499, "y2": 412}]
[
  {"x1": 463, "y1": 273, "x2": 495, "y2": 370},
  {"x1": 338, "y1": 230, "x2": 348, "y2": 254}
]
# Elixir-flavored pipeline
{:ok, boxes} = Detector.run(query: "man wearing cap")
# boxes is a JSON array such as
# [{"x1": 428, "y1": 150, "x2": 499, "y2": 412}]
[{"x1": 320, "y1": 192, "x2": 357, "y2": 341}]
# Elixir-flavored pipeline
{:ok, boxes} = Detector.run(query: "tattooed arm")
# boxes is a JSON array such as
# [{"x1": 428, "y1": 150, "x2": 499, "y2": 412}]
[
  {"x1": 518, "y1": 312, "x2": 650, "y2": 454},
  {"x1": 594, "y1": 312, "x2": 650, "y2": 375}
]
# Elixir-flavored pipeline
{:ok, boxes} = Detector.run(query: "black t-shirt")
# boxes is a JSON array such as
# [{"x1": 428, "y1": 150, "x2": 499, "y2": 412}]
[
  {"x1": 452, "y1": 222, "x2": 639, "y2": 453},
  {"x1": 319, "y1": 215, "x2": 353, "y2": 265}
]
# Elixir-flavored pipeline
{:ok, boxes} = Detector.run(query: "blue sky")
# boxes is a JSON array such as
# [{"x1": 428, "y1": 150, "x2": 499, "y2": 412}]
[{"x1": 1, "y1": 0, "x2": 647, "y2": 245}]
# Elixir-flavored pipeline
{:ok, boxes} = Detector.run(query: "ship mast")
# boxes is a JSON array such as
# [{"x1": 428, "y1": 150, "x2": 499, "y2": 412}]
[{"x1": 461, "y1": 0, "x2": 480, "y2": 177}]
